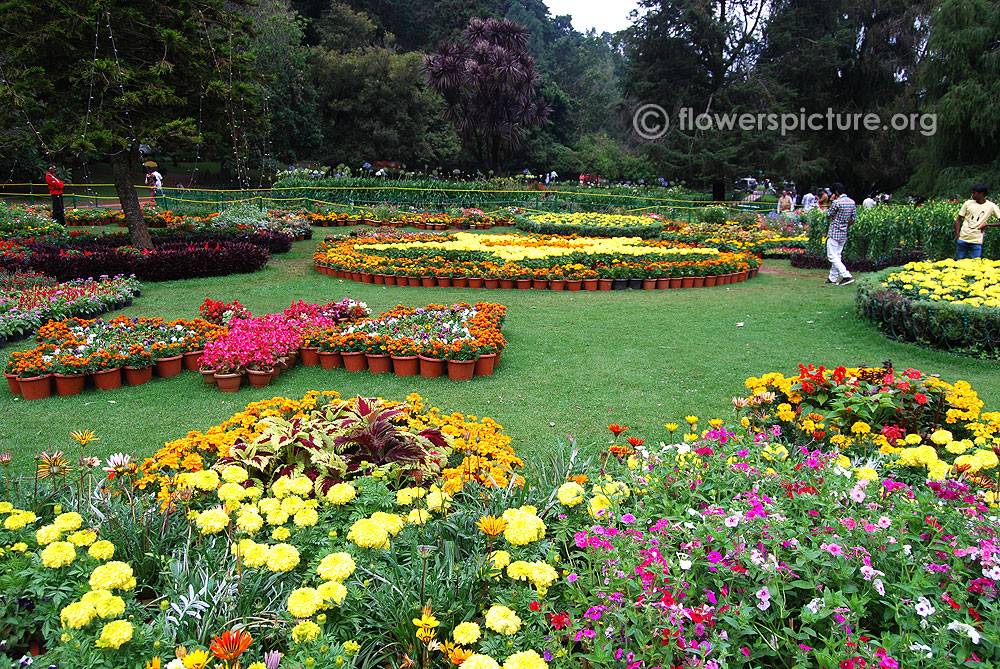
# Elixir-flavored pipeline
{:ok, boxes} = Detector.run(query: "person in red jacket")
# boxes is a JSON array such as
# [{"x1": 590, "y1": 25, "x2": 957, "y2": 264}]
[{"x1": 45, "y1": 165, "x2": 65, "y2": 225}]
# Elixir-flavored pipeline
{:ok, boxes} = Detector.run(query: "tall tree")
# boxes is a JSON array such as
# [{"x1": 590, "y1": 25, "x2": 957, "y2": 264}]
[
  {"x1": 0, "y1": 1, "x2": 258, "y2": 246},
  {"x1": 424, "y1": 17, "x2": 549, "y2": 173},
  {"x1": 911, "y1": 0, "x2": 1000, "y2": 195}
]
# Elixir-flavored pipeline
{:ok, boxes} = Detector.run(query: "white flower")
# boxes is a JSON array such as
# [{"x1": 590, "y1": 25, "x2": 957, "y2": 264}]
[
  {"x1": 983, "y1": 564, "x2": 1000, "y2": 580},
  {"x1": 805, "y1": 598, "x2": 823, "y2": 614},
  {"x1": 947, "y1": 621, "x2": 981, "y2": 644},
  {"x1": 166, "y1": 662, "x2": 185, "y2": 669},
  {"x1": 678, "y1": 559, "x2": 692, "y2": 571},
  {"x1": 914, "y1": 597, "x2": 935, "y2": 618},
  {"x1": 873, "y1": 578, "x2": 885, "y2": 596},
  {"x1": 724, "y1": 515, "x2": 740, "y2": 528},
  {"x1": 908, "y1": 643, "x2": 933, "y2": 658},
  {"x1": 903, "y1": 544, "x2": 912, "y2": 556}
]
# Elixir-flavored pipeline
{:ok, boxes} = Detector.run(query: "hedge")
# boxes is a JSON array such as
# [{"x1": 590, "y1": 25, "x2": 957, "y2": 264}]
[{"x1": 856, "y1": 271, "x2": 1000, "y2": 358}]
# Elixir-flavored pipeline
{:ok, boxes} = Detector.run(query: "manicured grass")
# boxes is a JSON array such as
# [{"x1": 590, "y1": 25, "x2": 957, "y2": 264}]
[{"x1": 2, "y1": 229, "x2": 998, "y2": 473}]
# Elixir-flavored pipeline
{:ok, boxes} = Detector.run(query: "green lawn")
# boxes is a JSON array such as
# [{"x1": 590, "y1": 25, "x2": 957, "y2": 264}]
[{"x1": 2, "y1": 228, "x2": 997, "y2": 473}]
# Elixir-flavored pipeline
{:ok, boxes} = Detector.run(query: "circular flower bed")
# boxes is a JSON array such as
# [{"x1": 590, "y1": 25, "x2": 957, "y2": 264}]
[
  {"x1": 314, "y1": 232, "x2": 760, "y2": 290},
  {"x1": 514, "y1": 213, "x2": 665, "y2": 239},
  {"x1": 0, "y1": 367, "x2": 997, "y2": 668},
  {"x1": 857, "y1": 259, "x2": 1000, "y2": 358}
]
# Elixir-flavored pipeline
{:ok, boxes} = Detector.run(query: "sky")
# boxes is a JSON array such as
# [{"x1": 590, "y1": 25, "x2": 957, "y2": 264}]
[{"x1": 543, "y1": 0, "x2": 640, "y2": 34}]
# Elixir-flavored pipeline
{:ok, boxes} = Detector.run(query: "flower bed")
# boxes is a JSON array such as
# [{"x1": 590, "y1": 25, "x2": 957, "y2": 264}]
[
  {"x1": 1, "y1": 366, "x2": 997, "y2": 669},
  {"x1": 856, "y1": 259, "x2": 1000, "y2": 358},
  {"x1": 303, "y1": 208, "x2": 515, "y2": 230},
  {"x1": 0, "y1": 202, "x2": 66, "y2": 238},
  {"x1": 0, "y1": 237, "x2": 271, "y2": 281},
  {"x1": 303, "y1": 302, "x2": 506, "y2": 381},
  {"x1": 661, "y1": 221, "x2": 809, "y2": 256},
  {"x1": 3, "y1": 316, "x2": 225, "y2": 399},
  {"x1": 515, "y1": 212, "x2": 665, "y2": 239},
  {"x1": 0, "y1": 274, "x2": 141, "y2": 344},
  {"x1": 314, "y1": 232, "x2": 760, "y2": 290},
  {"x1": 62, "y1": 205, "x2": 313, "y2": 241}
]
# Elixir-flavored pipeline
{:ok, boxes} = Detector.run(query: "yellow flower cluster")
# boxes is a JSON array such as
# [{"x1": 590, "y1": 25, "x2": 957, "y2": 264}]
[
  {"x1": 500, "y1": 506, "x2": 546, "y2": 546},
  {"x1": 506, "y1": 560, "x2": 559, "y2": 594},
  {"x1": 347, "y1": 513, "x2": 406, "y2": 549},
  {"x1": 452, "y1": 621, "x2": 481, "y2": 645},
  {"x1": 885, "y1": 258, "x2": 1000, "y2": 308},
  {"x1": 526, "y1": 212, "x2": 663, "y2": 229},
  {"x1": 556, "y1": 482, "x2": 584, "y2": 507},
  {"x1": 484, "y1": 604, "x2": 522, "y2": 635}
]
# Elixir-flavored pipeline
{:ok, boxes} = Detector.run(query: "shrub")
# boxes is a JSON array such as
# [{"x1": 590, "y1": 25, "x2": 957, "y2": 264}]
[{"x1": 698, "y1": 205, "x2": 728, "y2": 226}]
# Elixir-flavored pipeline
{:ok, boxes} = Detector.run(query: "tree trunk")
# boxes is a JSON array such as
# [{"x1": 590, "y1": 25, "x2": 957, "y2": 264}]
[
  {"x1": 112, "y1": 146, "x2": 153, "y2": 249},
  {"x1": 712, "y1": 178, "x2": 726, "y2": 202}
]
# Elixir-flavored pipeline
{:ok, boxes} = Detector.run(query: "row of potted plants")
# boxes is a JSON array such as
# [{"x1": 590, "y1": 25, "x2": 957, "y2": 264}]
[
  {"x1": 299, "y1": 303, "x2": 507, "y2": 382},
  {"x1": 4, "y1": 317, "x2": 226, "y2": 400},
  {"x1": 302, "y1": 207, "x2": 515, "y2": 230},
  {"x1": 0, "y1": 273, "x2": 141, "y2": 344}
]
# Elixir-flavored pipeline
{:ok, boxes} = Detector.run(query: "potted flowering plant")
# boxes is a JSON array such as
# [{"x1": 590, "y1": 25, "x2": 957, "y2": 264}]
[
  {"x1": 388, "y1": 338, "x2": 420, "y2": 377},
  {"x1": 444, "y1": 340, "x2": 480, "y2": 381}
]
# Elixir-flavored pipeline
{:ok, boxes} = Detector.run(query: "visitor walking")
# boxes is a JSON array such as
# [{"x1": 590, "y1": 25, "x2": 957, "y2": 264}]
[
  {"x1": 862, "y1": 195, "x2": 877, "y2": 209},
  {"x1": 954, "y1": 183, "x2": 1000, "y2": 259},
  {"x1": 44, "y1": 165, "x2": 65, "y2": 225},
  {"x1": 826, "y1": 183, "x2": 855, "y2": 286},
  {"x1": 145, "y1": 167, "x2": 164, "y2": 207},
  {"x1": 801, "y1": 189, "x2": 818, "y2": 211},
  {"x1": 777, "y1": 190, "x2": 793, "y2": 214},
  {"x1": 818, "y1": 188, "x2": 830, "y2": 210}
]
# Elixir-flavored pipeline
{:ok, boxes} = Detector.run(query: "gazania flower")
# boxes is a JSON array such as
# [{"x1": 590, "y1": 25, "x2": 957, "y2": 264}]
[
  {"x1": 476, "y1": 515, "x2": 508, "y2": 537},
  {"x1": 0, "y1": 452, "x2": 12, "y2": 466},
  {"x1": 145, "y1": 658, "x2": 161, "y2": 669},
  {"x1": 210, "y1": 628, "x2": 253, "y2": 661},
  {"x1": 608, "y1": 423, "x2": 628, "y2": 437},
  {"x1": 70, "y1": 430, "x2": 98, "y2": 447},
  {"x1": 103, "y1": 453, "x2": 134, "y2": 480},
  {"x1": 449, "y1": 646, "x2": 474, "y2": 665},
  {"x1": 37, "y1": 451, "x2": 72, "y2": 479},
  {"x1": 626, "y1": 436, "x2": 645, "y2": 448}
]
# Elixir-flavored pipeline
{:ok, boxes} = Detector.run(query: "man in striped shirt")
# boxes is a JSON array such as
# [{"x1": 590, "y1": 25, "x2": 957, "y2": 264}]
[{"x1": 825, "y1": 183, "x2": 855, "y2": 286}]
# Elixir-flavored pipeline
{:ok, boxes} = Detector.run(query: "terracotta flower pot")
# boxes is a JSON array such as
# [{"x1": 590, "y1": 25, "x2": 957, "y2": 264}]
[
  {"x1": 738, "y1": 269, "x2": 749, "y2": 281},
  {"x1": 566, "y1": 280, "x2": 583, "y2": 292},
  {"x1": 318, "y1": 351, "x2": 343, "y2": 369},
  {"x1": 421, "y1": 277, "x2": 436, "y2": 288},
  {"x1": 453, "y1": 277, "x2": 469, "y2": 288},
  {"x1": 468, "y1": 277, "x2": 484, "y2": 288},
  {"x1": 5, "y1": 372, "x2": 21, "y2": 396},
  {"x1": 642, "y1": 278, "x2": 657, "y2": 290},
  {"x1": 532, "y1": 278, "x2": 548, "y2": 290},
  {"x1": 374, "y1": 274, "x2": 386, "y2": 285},
  {"x1": 704, "y1": 275, "x2": 718, "y2": 287},
  {"x1": 366, "y1": 354, "x2": 392, "y2": 374},
  {"x1": 124, "y1": 366, "x2": 153, "y2": 386},
  {"x1": 681, "y1": 277, "x2": 695, "y2": 288},
  {"x1": 583, "y1": 279, "x2": 599, "y2": 291},
  {"x1": 200, "y1": 368, "x2": 217, "y2": 385},
  {"x1": 155, "y1": 355, "x2": 183, "y2": 379},
  {"x1": 407, "y1": 277, "x2": 421, "y2": 287},
  {"x1": 18, "y1": 375, "x2": 52, "y2": 400},
  {"x1": 692, "y1": 276, "x2": 706, "y2": 288},
  {"x1": 300, "y1": 347, "x2": 320, "y2": 366},
  {"x1": 437, "y1": 276, "x2": 452, "y2": 288},
  {"x1": 53, "y1": 373, "x2": 85, "y2": 396},
  {"x1": 92, "y1": 368, "x2": 123, "y2": 391},
  {"x1": 391, "y1": 355, "x2": 419, "y2": 376},
  {"x1": 474, "y1": 353, "x2": 497, "y2": 377},
  {"x1": 669, "y1": 277, "x2": 683, "y2": 289},
  {"x1": 655, "y1": 278, "x2": 670, "y2": 289},
  {"x1": 247, "y1": 369, "x2": 272, "y2": 388},
  {"x1": 447, "y1": 359, "x2": 476, "y2": 381},
  {"x1": 341, "y1": 351, "x2": 367, "y2": 372},
  {"x1": 484, "y1": 278, "x2": 501, "y2": 289},
  {"x1": 598, "y1": 278, "x2": 613, "y2": 291},
  {"x1": 385, "y1": 275, "x2": 398, "y2": 286},
  {"x1": 549, "y1": 279, "x2": 565, "y2": 291},
  {"x1": 214, "y1": 372, "x2": 242, "y2": 392},
  {"x1": 183, "y1": 351, "x2": 203, "y2": 372},
  {"x1": 500, "y1": 279, "x2": 516, "y2": 289},
  {"x1": 515, "y1": 279, "x2": 531, "y2": 290},
  {"x1": 419, "y1": 355, "x2": 445, "y2": 379}
]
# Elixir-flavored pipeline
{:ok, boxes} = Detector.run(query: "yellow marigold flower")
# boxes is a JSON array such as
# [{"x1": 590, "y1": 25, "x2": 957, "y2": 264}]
[
  {"x1": 41, "y1": 541, "x2": 76, "y2": 568},
  {"x1": 325, "y1": 482, "x2": 356, "y2": 506},
  {"x1": 453, "y1": 621, "x2": 481, "y2": 645},
  {"x1": 81, "y1": 590, "x2": 126, "y2": 619},
  {"x1": 500, "y1": 507, "x2": 545, "y2": 546},
  {"x1": 927, "y1": 460, "x2": 951, "y2": 481},
  {"x1": 463, "y1": 655, "x2": 501, "y2": 669},
  {"x1": 287, "y1": 587, "x2": 324, "y2": 619},
  {"x1": 904, "y1": 433, "x2": 922, "y2": 445},
  {"x1": 233, "y1": 539, "x2": 269, "y2": 568},
  {"x1": 946, "y1": 440, "x2": 972, "y2": 454},
  {"x1": 476, "y1": 515, "x2": 507, "y2": 537},
  {"x1": 293, "y1": 507, "x2": 319, "y2": 527},
  {"x1": 36, "y1": 524, "x2": 63, "y2": 546},
  {"x1": 317, "y1": 580, "x2": 347, "y2": 606},
  {"x1": 266, "y1": 509, "x2": 290, "y2": 527},
  {"x1": 257, "y1": 497, "x2": 281, "y2": 515},
  {"x1": 507, "y1": 560, "x2": 558, "y2": 594},
  {"x1": 281, "y1": 495, "x2": 305, "y2": 515},
  {"x1": 317, "y1": 552, "x2": 356, "y2": 582},
  {"x1": 853, "y1": 467, "x2": 878, "y2": 481},
  {"x1": 588, "y1": 493, "x2": 613, "y2": 518},
  {"x1": 53, "y1": 512, "x2": 83, "y2": 532},
  {"x1": 347, "y1": 517, "x2": 391, "y2": 549},
  {"x1": 89, "y1": 561, "x2": 135, "y2": 591},
  {"x1": 930, "y1": 429, "x2": 953, "y2": 445},
  {"x1": 10, "y1": 542, "x2": 27, "y2": 552},
  {"x1": 217, "y1": 482, "x2": 247, "y2": 502},
  {"x1": 236, "y1": 507, "x2": 264, "y2": 535},
  {"x1": 88, "y1": 540, "x2": 115, "y2": 561},
  {"x1": 67, "y1": 529, "x2": 97, "y2": 547},
  {"x1": 425, "y1": 488, "x2": 451, "y2": 512},
  {"x1": 0, "y1": 501, "x2": 14, "y2": 514},
  {"x1": 195, "y1": 508, "x2": 230, "y2": 535},
  {"x1": 850, "y1": 421, "x2": 871, "y2": 435},
  {"x1": 407, "y1": 509, "x2": 431, "y2": 525},
  {"x1": 556, "y1": 482, "x2": 584, "y2": 507},
  {"x1": 489, "y1": 550, "x2": 511, "y2": 570},
  {"x1": 95, "y1": 619, "x2": 133, "y2": 649},
  {"x1": 271, "y1": 526, "x2": 291, "y2": 541},
  {"x1": 503, "y1": 650, "x2": 548, "y2": 669},
  {"x1": 370, "y1": 512, "x2": 405, "y2": 536},
  {"x1": 395, "y1": 487, "x2": 426, "y2": 506},
  {"x1": 343, "y1": 640, "x2": 361, "y2": 655},
  {"x1": 291, "y1": 620, "x2": 321, "y2": 644},
  {"x1": 60, "y1": 601, "x2": 96, "y2": 629},
  {"x1": 221, "y1": 465, "x2": 249, "y2": 483},
  {"x1": 266, "y1": 543, "x2": 300, "y2": 572},
  {"x1": 484, "y1": 605, "x2": 521, "y2": 635}
]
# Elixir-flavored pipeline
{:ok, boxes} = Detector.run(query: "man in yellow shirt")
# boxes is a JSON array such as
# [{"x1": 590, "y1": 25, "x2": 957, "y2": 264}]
[{"x1": 954, "y1": 184, "x2": 1000, "y2": 259}]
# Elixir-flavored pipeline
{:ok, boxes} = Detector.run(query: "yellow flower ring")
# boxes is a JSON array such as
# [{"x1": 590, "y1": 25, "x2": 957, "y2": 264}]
[
  {"x1": 857, "y1": 259, "x2": 1000, "y2": 358},
  {"x1": 313, "y1": 232, "x2": 760, "y2": 289}
]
